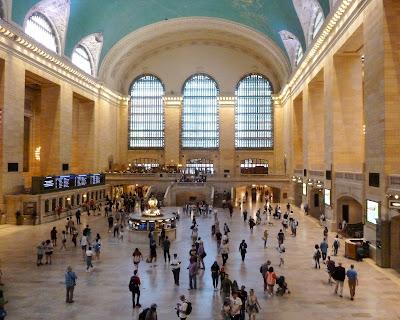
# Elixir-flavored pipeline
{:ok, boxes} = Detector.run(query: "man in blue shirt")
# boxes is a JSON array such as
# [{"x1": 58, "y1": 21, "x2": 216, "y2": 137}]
[
  {"x1": 320, "y1": 238, "x2": 329, "y2": 263},
  {"x1": 65, "y1": 266, "x2": 77, "y2": 303},
  {"x1": 346, "y1": 264, "x2": 358, "y2": 300}
]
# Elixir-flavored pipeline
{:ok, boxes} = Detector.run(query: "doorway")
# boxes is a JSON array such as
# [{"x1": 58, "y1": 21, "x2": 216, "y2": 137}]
[{"x1": 342, "y1": 204, "x2": 349, "y2": 223}]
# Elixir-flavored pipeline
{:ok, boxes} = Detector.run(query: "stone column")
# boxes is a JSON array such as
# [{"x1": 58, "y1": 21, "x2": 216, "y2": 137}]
[
  {"x1": 218, "y1": 97, "x2": 235, "y2": 177},
  {"x1": 164, "y1": 97, "x2": 181, "y2": 166},
  {"x1": 2, "y1": 59, "x2": 25, "y2": 204}
]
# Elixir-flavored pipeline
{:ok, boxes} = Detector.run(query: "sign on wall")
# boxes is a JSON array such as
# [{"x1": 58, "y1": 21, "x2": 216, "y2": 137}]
[
  {"x1": 302, "y1": 182, "x2": 307, "y2": 196},
  {"x1": 366, "y1": 200, "x2": 379, "y2": 224},
  {"x1": 324, "y1": 189, "x2": 331, "y2": 206},
  {"x1": 32, "y1": 173, "x2": 105, "y2": 194}
]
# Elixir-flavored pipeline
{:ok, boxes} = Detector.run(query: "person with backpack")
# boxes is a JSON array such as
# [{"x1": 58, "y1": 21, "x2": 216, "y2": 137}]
[
  {"x1": 277, "y1": 229, "x2": 285, "y2": 247},
  {"x1": 132, "y1": 248, "x2": 143, "y2": 271},
  {"x1": 326, "y1": 256, "x2": 336, "y2": 284},
  {"x1": 260, "y1": 260, "x2": 271, "y2": 292},
  {"x1": 176, "y1": 294, "x2": 192, "y2": 319},
  {"x1": 313, "y1": 244, "x2": 321, "y2": 269},
  {"x1": 333, "y1": 235, "x2": 340, "y2": 256},
  {"x1": 128, "y1": 270, "x2": 141, "y2": 308},
  {"x1": 239, "y1": 240, "x2": 247, "y2": 262},
  {"x1": 138, "y1": 303, "x2": 157, "y2": 320}
]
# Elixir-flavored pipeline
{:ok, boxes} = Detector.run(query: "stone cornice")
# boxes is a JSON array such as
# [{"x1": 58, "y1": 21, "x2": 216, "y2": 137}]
[
  {"x1": 278, "y1": 0, "x2": 367, "y2": 104},
  {"x1": 0, "y1": 19, "x2": 126, "y2": 105}
]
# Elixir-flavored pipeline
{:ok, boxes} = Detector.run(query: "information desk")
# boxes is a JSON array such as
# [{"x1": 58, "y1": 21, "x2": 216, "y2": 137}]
[{"x1": 345, "y1": 238, "x2": 369, "y2": 260}]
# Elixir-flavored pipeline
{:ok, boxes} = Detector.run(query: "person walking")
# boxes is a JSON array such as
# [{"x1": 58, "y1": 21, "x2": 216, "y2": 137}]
[
  {"x1": 239, "y1": 240, "x2": 247, "y2": 262},
  {"x1": 143, "y1": 303, "x2": 158, "y2": 320},
  {"x1": 320, "y1": 238, "x2": 329, "y2": 263},
  {"x1": 50, "y1": 227, "x2": 58, "y2": 246},
  {"x1": 132, "y1": 248, "x2": 143, "y2": 271},
  {"x1": 149, "y1": 239, "x2": 157, "y2": 264},
  {"x1": 94, "y1": 236, "x2": 101, "y2": 260},
  {"x1": 333, "y1": 235, "x2": 340, "y2": 256},
  {"x1": 36, "y1": 241, "x2": 45, "y2": 266},
  {"x1": 188, "y1": 259, "x2": 198, "y2": 290},
  {"x1": 128, "y1": 270, "x2": 141, "y2": 308},
  {"x1": 170, "y1": 253, "x2": 181, "y2": 285},
  {"x1": 216, "y1": 230, "x2": 222, "y2": 253},
  {"x1": 259, "y1": 260, "x2": 271, "y2": 292},
  {"x1": 243, "y1": 209, "x2": 248, "y2": 222},
  {"x1": 265, "y1": 267, "x2": 277, "y2": 296},
  {"x1": 248, "y1": 217, "x2": 255, "y2": 232},
  {"x1": 162, "y1": 236, "x2": 171, "y2": 263},
  {"x1": 263, "y1": 229, "x2": 268, "y2": 248},
  {"x1": 71, "y1": 229, "x2": 78, "y2": 247},
  {"x1": 313, "y1": 244, "x2": 321, "y2": 269},
  {"x1": 326, "y1": 256, "x2": 336, "y2": 284},
  {"x1": 220, "y1": 274, "x2": 232, "y2": 300},
  {"x1": 44, "y1": 240, "x2": 53, "y2": 265},
  {"x1": 65, "y1": 266, "x2": 77, "y2": 303},
  {"x1": 85, "y1": 246, "x2": 94, "y2": 272},
  {"x1": 230, "y1": 291, "x2": 243, "y2": 320},
  {"x1": 239, "y1": 286, "x2": 248, "y2": 320},
  {"x1": 277, "y1": 229, "x2": 285, "y2": 247},
  {"x1": 211, "y1": 261, "x2": 220, "y2": 290},
  {"x1": 346, "y1": 264, "x2": 358, "y2": 300},
  {"x1": 75, "y1": 209, "x2": 81, "y2": 225},
  {"x1": 278, "y1": 244, "x2": 285, "y2": 267},
  {"x1": 197, "y1": 239, "x2": 206, "y2": 269},
  {"x1": 333, "y1": 262, "x2": 346, "y2": 297},
  {"x1": 176, "y1": 295, "x2": 190, "y2": 320},
  {"x1": 107, "y1": 215, "x2": 114, "y2": 233},
  {"x1": 60, "y1": 231, "x2": 67, "y2": 250},
  {"x1": 80, "y1": 234, "x2": 88, "y2": 260},
  {"x1": 246, "y1": 289, "x2": 261, "y2": 320},
  {"x1": 221, "y1": 241, "x2": 230, "y2": 266}
]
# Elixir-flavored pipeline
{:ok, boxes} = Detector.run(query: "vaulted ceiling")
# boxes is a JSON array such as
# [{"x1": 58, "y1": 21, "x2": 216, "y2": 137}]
[{"x1": 12, "y1": 0, "x2": 331, "y2": 63}]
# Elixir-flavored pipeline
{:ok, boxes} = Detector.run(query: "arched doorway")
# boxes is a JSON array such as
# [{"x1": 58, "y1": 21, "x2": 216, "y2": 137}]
[{"x1": 336, "y1": 196, "x2": 363, "y2": 237}]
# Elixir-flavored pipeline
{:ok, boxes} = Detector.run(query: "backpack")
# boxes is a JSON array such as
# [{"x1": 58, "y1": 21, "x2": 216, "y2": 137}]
[
  {"x1": 129, "y1": 277, "x2": 139, "y2": 292},
  {"x1": 315, "y1": 250, "x2": 321, "y2": 259},
  {"x1": 333, "y1": 239, "x2": 340, "y2": 248},
  {"x1": 185, "y1": 301, "x2": 192, "y2": 315},
  {"x1": 138, "y1": 308, "x2": 149, "y2": 320}
]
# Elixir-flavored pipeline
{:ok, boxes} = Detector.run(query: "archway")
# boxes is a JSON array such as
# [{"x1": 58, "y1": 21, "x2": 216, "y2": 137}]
[{"x1": 336, "y1": 196, "x2": 363, "y2": 237}]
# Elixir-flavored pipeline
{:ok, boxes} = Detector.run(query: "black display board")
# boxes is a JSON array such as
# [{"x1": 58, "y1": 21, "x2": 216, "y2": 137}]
[{"x1": 31, "y1": 173, "x2": 105, "y2": 194}]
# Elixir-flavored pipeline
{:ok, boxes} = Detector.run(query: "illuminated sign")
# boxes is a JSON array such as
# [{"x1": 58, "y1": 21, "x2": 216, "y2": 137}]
[
  {"x1": 389, "y1": 200, "x2": 400, "y2": 209},
  {"x1": 366, "y1": 200, "x2": 379, "y2": 224},
  {"x1": 31, "y1": 173, "x2": 105, "y2": 194},
  {"x1": 324, "y1": 189, "x2": 331, "y2": 206},
  {"x1": 302, "y1": 182, "x2": 307, "y2": 196}
]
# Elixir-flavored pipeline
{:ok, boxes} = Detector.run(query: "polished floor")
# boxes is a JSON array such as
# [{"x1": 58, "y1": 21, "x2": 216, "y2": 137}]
[{"x1": 1, "y1": 201, "x2": 400, "y2": 320}]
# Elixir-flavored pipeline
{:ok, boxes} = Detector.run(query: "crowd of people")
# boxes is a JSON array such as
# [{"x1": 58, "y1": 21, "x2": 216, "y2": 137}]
[{"x1": 0, "y1": 188, "x2": 364, "y2": 320}]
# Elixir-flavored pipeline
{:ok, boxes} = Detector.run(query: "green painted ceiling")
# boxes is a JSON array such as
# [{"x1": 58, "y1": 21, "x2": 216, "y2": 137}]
[{"x1": 12, "y1": 0, "x2": 331, "y2": 63}]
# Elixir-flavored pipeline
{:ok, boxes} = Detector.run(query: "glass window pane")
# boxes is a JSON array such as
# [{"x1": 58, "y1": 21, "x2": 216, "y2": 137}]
[
  {"x1": 25, "y1": 13, "x2": 58, "y2": 53},
  {"x1": 182, "y1": 74, "x2": 219, "y2": 149},
  {"x1": 72, "y1": 45, "x2": 92, "y2": 75},
  {"x1": 129, "y1": 75, "x2": 164, "y2": 148},
  {"x1": 235, "y1": 74, "x2": 273, "y2": 149}
]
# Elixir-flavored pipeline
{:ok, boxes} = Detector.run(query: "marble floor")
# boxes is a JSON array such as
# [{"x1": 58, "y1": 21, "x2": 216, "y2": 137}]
[{"x1": 1, "y1": 202, "x2": 400, "y2": 320}]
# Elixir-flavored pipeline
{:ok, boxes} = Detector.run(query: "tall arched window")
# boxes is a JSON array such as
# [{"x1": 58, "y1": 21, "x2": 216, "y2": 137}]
[
  {"x1": 129, "y1": 75, "x2": 165, "y2": 148},
  {"x1": 295, "y1": 44, "x2": 304, "y2": 66},
  {"x1": 72, "y1": 45, "x2": 93, "y2": 75},
  {"x1": 312, "y1": 9, "x2": 324, "y2": 39},
  {"x1": 25, "y1": 12, "x2": 58, "y2": 53},
  {"x1": 235, "y1": 74, "x2": 273, "y2": 149},
  {"x1": 181, "y1": 74, "x2": 219, "y2": 149}
]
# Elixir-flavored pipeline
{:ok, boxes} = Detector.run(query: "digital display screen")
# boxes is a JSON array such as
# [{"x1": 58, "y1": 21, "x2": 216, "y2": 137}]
[
  {"x1": 366, "y1": 200, "x2": 379, "y2": 224},
  {"x1": 32, "y1": 173, "x2": 105, "y2": 194},
  {"x1": 138, "y1": 222, "x2": 147, "y2": 231},
  {"x1": 324, "y1": 189, "x2": 331, "y2": 206},
  {"x1": 302, "y1": 183, "x2": 307, "y2": 196}
]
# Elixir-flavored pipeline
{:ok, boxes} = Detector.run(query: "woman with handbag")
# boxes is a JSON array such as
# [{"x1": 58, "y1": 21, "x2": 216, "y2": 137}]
[{"x1": 246, "y1": 289, "x2": 261, "y2": 319}]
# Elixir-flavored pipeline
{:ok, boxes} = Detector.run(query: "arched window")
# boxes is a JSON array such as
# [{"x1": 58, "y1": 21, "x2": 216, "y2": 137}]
[
  {"x1": 72, "y1": 45, "x2": 93, "y2": 75},
  {"x1": 312, "y1": 9, "x2": 324, "y2": 39},
  {"x1": 240, "y1": 158, "x2": 269, "y2": 174},
  {"x1": 235, "y1": 74, "x2": 273, "y2": 149},
  {"x1": 295, "y1": 44, "x2": 304, "y2": 66},
  {"x1": 24, "y1": 12, "x2": 58, "y2": 53},
  {"x1": 129, "y1": 75, "x2": 165, "y2": 148},
  {"x1": 185, "y1": 158, "x2": 214, "y2": 175},
  {"x1": 128, "y1": 158, "x2": 160, "y2": 172},
  {"x1": 181, "y1": 74, "x2": 219, "y2": 149}
]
